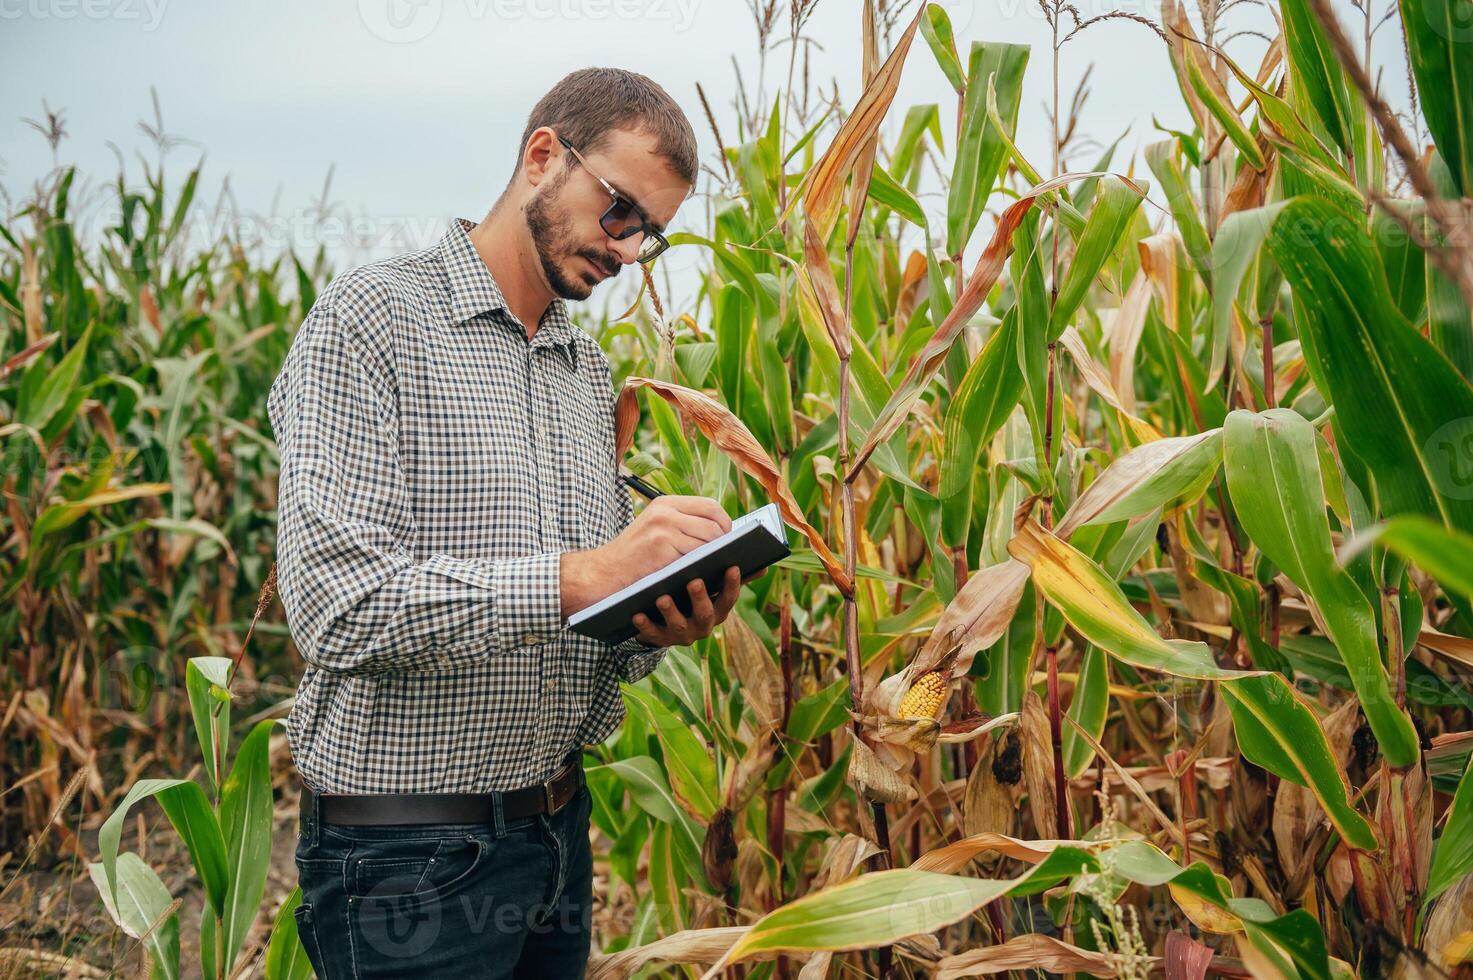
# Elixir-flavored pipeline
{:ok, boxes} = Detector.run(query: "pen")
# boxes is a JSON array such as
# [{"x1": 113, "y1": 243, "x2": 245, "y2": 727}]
[{"x1": 619, "y1": 470, "x2": 665, "y2": 500}]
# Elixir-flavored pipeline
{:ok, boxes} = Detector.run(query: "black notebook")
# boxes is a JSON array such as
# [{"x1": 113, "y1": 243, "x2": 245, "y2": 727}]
[{"x1": 566, "y1": 502, "x2": 791, "y2": 646}]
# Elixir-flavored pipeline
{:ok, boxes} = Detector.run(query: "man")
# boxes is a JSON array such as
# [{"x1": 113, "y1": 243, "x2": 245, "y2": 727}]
[{"x1": 267, "y1": 67, "x2": 760, "y2": 978}]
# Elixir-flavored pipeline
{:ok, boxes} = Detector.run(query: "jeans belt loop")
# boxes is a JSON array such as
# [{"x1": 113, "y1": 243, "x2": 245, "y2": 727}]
[
  {"x1": 491, "y1": 787, "x2": 506, "y2": 839},
  {"x1": 299, "y1": 783, "x2": 321, "y2": 847}
]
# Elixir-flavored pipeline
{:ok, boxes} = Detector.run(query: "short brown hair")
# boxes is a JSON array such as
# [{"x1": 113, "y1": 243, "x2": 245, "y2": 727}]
[{"x1": 515, "y1": 67, "x2": 698, "y2": 187}]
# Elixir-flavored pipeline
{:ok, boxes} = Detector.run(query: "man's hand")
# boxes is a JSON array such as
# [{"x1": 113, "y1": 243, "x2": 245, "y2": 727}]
[
  {"x1": 560, "y1": 495, "x2": 767, "y2": 628},
  {"x1": 630, "y1": 564, "x2": 768, "y2": 648}
]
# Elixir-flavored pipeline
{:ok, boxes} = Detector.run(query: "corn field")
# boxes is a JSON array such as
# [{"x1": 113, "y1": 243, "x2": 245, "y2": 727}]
[{"x1": 4, "y1": 0, "x2": 1473, "y2": 976}]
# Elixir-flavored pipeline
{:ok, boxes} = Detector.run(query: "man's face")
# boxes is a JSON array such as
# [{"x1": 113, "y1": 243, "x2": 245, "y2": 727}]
[{"x1": 523, "y1": 126, "x2": 689, "y2": 301}]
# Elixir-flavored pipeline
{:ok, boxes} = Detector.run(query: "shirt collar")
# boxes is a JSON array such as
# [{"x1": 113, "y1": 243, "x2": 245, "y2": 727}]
[{"x1": 440, "y1": 217, "x2": 578, "y2": 369}]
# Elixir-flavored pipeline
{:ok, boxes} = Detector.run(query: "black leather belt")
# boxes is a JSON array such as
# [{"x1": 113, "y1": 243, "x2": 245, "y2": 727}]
[{"x1": 303, "y1": 755, "x2": 583, "y2": 826}]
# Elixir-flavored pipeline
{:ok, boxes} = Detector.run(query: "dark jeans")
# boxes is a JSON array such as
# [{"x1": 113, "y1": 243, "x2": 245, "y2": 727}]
[{"x1": 292, "y1": 774, "x2": 593, "y2": 979}]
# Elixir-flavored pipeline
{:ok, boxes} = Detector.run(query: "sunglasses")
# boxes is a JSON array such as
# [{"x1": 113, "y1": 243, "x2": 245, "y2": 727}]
[{"x1": 556, "y1": 133, "x2": 670, "y2": 264}]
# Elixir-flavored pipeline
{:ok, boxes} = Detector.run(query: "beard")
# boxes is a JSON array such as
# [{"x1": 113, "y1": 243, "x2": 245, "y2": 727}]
[{"x1": 524, "y1": 168, "x2": 619, "y2": 301}]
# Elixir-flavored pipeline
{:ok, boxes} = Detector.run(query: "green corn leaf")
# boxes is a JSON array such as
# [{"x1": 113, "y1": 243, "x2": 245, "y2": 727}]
[
  {"x1": 946, "y1": 42, "x2": 1029, "y2": 257},
  {"x1": 1048, "y1": 177, "x2": 1147, "y2": 338},
  {"x1": 1398, "y1": 0, "x2": 1473, "y2": 195},
  {"x1": 99, "y1": 779, "x2": 229, "y2": 918},
  {"x1": 592, "y1": 756, "x2": 706, "y2": 872},
  {"x1": 715, "y1": 847, "x2": 1100, "y2": 966},
  {"x1": 1224, "y1": 408, "x2": 1420, "y2": 767},
  {"x1": 1426, "y1": 752, "x2": 1473, "y2": 903},
  {"x1": 186, "y1": 657, "x2": 233, "y2": 794},
  {"x1": 1278, "y1": 0, "x2": 1361, "y2": 158},
  {"x1": 1265, "y1": 197, "x2": 1473, "y2": 537},
  {"x1": 17, "y1": 322, "x2": 92, "y2": 432},
  {"x1": 1009, "y1": 519, "x2": 1378, "y2": 851},
  {"x1": 1144, "y1": 140, "x2": 1213, "y2": 289},
  {"x1": 1221, "y1": 674, "x2": 1380, "y2": 853},
  {"x1": 1057, "y1": 428, "x2": 1223, "y2": 535},
  {"x1": 1061, "y1": 643, "x2": 1109, "y2": 778},
  {"x1": 263, "y1": 887, "x2": 314, "y2": 980},
  {"x1": 939, "y1": 310, "x2": 1024, "y2": 545},
  {"x1": 88, "y1": 853, "x2": 181, "y2": 980},
  {"x1": 1352, "y1": 515, "x2": 1473, "y2": 600},
  {"x1": 918, "y1": 3, "x2": 965, "y2": 93},
  {"x1": 1007, "y1": 520, "x2": 1247, "y2": 682},
  {"x1": 1177, "y1": 39, "x2": 1266, "y2": 172},
  {"x1": 621, "y1": 683, "x2": 719, "y2": 820},
  {"x1": 219, "y1": 719, "x2": 279, "y2": 972}
]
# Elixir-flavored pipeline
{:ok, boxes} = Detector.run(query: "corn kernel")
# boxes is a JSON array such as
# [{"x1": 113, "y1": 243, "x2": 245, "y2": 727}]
[{"x1": 898, "y1": 670, "x2": 948, "y2": 719}]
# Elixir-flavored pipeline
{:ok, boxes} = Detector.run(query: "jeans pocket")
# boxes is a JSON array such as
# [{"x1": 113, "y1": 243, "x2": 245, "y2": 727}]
[{"x1": 351, "y1": 834, "x2": 485, "y2": 901}]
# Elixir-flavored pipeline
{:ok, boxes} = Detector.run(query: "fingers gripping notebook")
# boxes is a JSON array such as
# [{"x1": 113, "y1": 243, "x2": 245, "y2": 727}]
[{"x1": 566, "y1": 502, "x2": 791, "y2": 646}]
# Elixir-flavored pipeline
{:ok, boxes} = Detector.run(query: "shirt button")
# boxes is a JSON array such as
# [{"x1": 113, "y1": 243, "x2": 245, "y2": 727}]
[
  {"x1": 545, "y1": 678, "x2": 557, "y2": 691},
  {"x1": 522, "y1": 633, "x2": 542, "y2": 646}
]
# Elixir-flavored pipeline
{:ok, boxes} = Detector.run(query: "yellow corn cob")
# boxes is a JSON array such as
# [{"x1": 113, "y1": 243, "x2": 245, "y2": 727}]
[{"x1": 898, "y1": 671, "x2": 948, "y2": 719}]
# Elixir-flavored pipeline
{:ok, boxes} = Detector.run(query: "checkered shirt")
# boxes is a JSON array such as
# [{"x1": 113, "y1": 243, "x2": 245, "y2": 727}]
[{"x1": 266, "y1": 217, "x2": 667, "y2": 794}]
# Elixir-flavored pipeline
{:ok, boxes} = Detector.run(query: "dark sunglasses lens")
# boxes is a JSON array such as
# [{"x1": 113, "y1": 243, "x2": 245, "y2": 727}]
[
  {"x1": 600, "y1": 197, "x2": 642, "y2": 239},
  {"x1": 637, "y1": 233, "x2": 667, "y2": 263}
]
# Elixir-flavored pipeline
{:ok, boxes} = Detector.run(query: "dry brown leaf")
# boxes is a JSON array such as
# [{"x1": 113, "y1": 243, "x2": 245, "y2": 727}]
[
  {"x1": 1065, "y1": 713, "x2": 1185, "y2": 847},
  {"x1": 912, "y1": 558, "x2": 1031, "y2": 680},
  {"x1": 843, "y1": 0, "x2": 882, "y2": 253},
  {"x1": 721, "y1": 613, "x2": 783, "y2": 731},
  {"x1": 723, "y1": 730, "x2": 779, "y2": 814},
  {"x1": 962, "y1": 737, "x2": 1018, "y2": 845},
  {"x1": 850, "y1": 171, "x2": 1135, "y2": 478},
  {"x1": 1165, "y1": 930, "x2": 1214, "y2": 980},
  {"x1": 614, "y1": 377, "x2": 853, "y2": 596},
  {"x1": 1138, "y1": 232, "x2": 1184, "y2": 332},
  {"x1": 783, "y1": 3, "x2": 925, "y2": 240},
  {"x1": 909, "y1": 832, "x2": 1097, "y2": 874},
  {"x1": 1419, "y1": 874, "x2": 1473, "y2": 975},
  {"x1": 894, "y1": 248, "x2": 930, "y2": 329},
  {"x1": 1221, "y1": 143, "x2": 1271, "y2": 218},
  {"x1": 1059, "y1": 325, "x2": 1162, "y2": 443},
  {"x1": 0, "y1": 332, "x2": 59, "y2": 382},
  {"x1": 803, "y1": 217, "x2": 851, "y2": 360},
  {"x1": 1274, "y1": 698, "x2": 1357, "y2": 877},
  {"x1": 875, "y1": 715, "x2": 943, "y2": 754},
  {"x1": 1418, "y1": 627, "x2": 1473, "y2": 670},
  {"x1": 587, "y1": 926, "x2": 754, "y2": 980},
  {"x1": 847, "y1": 732, "x2": 917, "y2": 804},
  {"x1": 1070, "y1": 756, "x2": 1235, "y2": 794},
  {"x1": 735, "y1": 836, "x2": 769, "y2": 912},
  {"x1": 1107, "y1": 273, "x2": 1152, "y2": 414},
  {"x1": 935, "y1": 933, "x2": 1145, "y2": 979},
  {"x1": 140, "y1": 283, "x2": 162, "y2": 334},
  {"x1": 1020, "y1": 691, "x2": 1061, "y2": 840},
  {"x1": 811, "y1": 833, "x2": 883, "y2": 890}
]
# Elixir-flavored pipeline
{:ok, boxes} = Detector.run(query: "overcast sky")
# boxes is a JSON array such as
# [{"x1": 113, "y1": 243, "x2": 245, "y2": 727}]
[{"x1": 1, "y1": 0, "x2": 1414, "y2": 315}]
